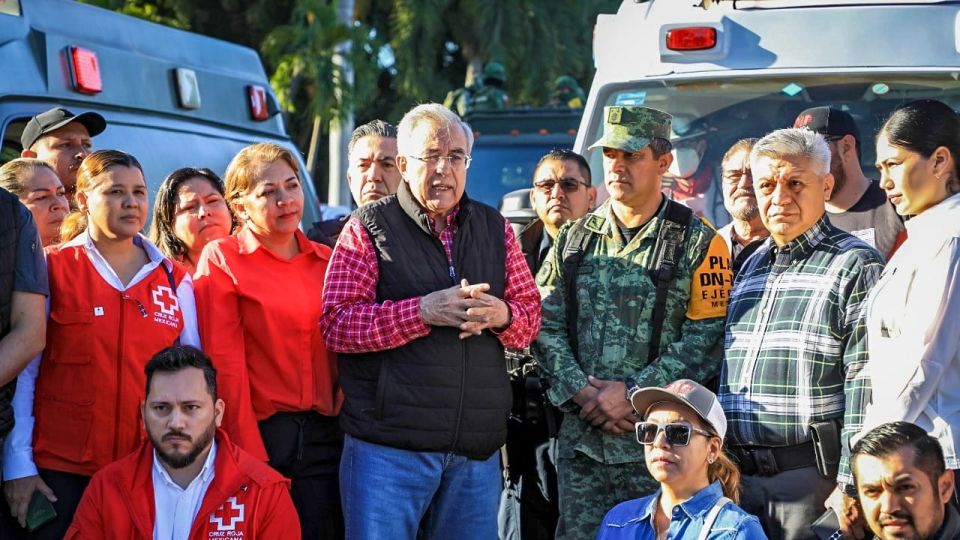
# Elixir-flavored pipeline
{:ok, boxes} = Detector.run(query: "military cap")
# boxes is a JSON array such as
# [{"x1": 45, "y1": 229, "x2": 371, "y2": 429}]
[{"x1": 588, "y1": 106, "x2": 672, "y2": 153}]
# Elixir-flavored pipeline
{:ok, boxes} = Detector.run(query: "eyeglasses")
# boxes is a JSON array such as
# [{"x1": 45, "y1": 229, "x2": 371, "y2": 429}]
[
  {"x1": 635, "y1": 421, "x2": 713, "y2": 447},
  {"x1": 406, "y1": 153, "x2": 472, "y2": 170},
  {"x1": 533, "y1": 178, "x2": 589, "y2": 193}
]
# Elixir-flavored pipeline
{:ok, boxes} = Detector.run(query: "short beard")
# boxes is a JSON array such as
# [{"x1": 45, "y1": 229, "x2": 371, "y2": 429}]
[
  {"x1": 831, "y1": 156, "x2": 848, "y2": 196},
  {"x1": 727, "y1": 190, "x2": 759, "y2": 222},
  {"x1": 152, "y1": 422, "x2": 215, "y2": 469}
]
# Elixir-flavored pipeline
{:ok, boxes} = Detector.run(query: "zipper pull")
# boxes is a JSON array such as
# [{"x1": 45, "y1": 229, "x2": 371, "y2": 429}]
[
  {"x1": 449, "y1": 264, "x2": 456, "y2": 285},
  {"x1": 135, "y1": 299, "x2": 148, "y2": 318}
]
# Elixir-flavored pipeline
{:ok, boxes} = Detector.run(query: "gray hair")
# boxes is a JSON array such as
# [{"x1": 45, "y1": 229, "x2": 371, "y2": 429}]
[
  {"x1": 348, "y1": 120, "x2": 397, "y2": 156},
  {"x1": 397, "y1": 103, "x2": 474, "y2": 156},
  {"x1": 749, "y1": 128, "x2": 830, "y2": 176}
]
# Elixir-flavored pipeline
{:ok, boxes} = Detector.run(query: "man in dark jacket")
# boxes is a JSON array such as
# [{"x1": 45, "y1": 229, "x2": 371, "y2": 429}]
[
  {"x1": 320, "y1": 103, "x2": 541, "y2": 540},
  {"x1": 502, "y1": 149, "x2": 594, "y2": 539},
  {"x1": 518, "y1": 149, "x2": 596, "y2": 277},
  {"x1": 308, "y1": 120, "x2": 401, "y2": 247},
  {"x1": 0, "y1": 190, "x2": 47, "y2": 476}
]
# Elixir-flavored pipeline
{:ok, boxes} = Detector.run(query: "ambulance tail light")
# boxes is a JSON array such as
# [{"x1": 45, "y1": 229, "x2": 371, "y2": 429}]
[
  {"x1": 67, "y1": 46, "x2": 103, "y2": 94},
  {"x1": 247, "y1": 85, "x2": 269, "y2": 121},
  {"x1": 665, "y1": 27, "x2": 717, "y2": 51}
]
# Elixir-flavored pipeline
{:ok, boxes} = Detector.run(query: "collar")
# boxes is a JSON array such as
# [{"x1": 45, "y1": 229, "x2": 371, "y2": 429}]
[
  {"x1": 396, "y1": 179, "x2": 471, "y2": 236},
  {"x1": 591, "y1": 197, "x2": 669, "y2": 239},
  {"x1": 236, "y1": 226, "x2": 328, "y2": 260},
  {"x1": 152, "y1": 439, "x2": 217, "y2": 492},
  {"x1": 65, "y1": 230, "x2": 174, "y2": 273},
  {"x1": 639, "y1": 481, "x2": 725, "y2": 523},
  {"x1": 768, "y1": 213, "x2": 831, "y2": 264},
  {"x1": 904, "y1": 192, "x2": 960, "y2": 238},
  {"x1": 933, "y1": 502, "x2": 960, "y2": 540}
]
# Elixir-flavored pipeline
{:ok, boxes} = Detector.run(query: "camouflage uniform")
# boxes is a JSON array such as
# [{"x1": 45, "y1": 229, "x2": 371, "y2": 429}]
[
  {"x1": 533, "y1": 106, "x2": 730, "y2": 540},
  {"x1": 550, "y1": 75, "x2": 586, "y2": 108},
  {"x1": 472, "y1": 63, "x2": 509, "y2": 111}
]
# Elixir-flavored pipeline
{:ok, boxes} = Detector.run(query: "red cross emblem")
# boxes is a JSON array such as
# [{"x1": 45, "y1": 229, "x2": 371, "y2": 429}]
[
  {"x1": 152, "y1": 286, "x2": 180, "y2": 316},
  {"x1": 209, "y1": 496, "x2": 245, "y2": 531}
]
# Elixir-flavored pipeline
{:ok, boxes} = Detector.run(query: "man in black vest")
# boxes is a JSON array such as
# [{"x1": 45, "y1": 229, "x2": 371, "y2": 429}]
[
  {"x1": 320, "y1": 103, "x2": 541, "y2": 540},
  {"x1": 0, "y1": 189, "x2": 47, "y2": 479}
]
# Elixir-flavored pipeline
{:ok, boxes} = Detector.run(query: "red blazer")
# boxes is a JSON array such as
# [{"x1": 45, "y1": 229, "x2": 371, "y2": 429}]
[
  {"x1": 65, "y1": 430, "x2": 300, "y2": 539},
  {"x1": 34, "y1": 244, "x2": 186, "y2": 476}
]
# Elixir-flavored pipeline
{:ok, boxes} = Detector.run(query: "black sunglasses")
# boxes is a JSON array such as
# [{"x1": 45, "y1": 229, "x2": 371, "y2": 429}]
[
  {"x1": 533, "y1": 177, "x2": 588, "y2": 193},
  {"x1": 635, "y1": 421, "x2": 713, "y2": 447}
]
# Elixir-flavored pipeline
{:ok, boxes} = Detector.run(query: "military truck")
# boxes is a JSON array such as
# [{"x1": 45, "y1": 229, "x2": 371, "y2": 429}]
[
  {"x1": 465, "y1": 107, "x2": 582, "y2": 215},
  {"x1": 0, "y1": 0, "x2": 323, "y2": 226},
  {"x1": 579, "y1": 0, "x2": 960, "y2": 229}
]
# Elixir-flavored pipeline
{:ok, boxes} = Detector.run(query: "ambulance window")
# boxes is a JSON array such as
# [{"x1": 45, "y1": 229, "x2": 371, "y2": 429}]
[
  {"x1": 0, "y1": 120, "x2": 27, "y2": 166},
  {"x1": 590, "y1": 74, "x2": 960, "y2": 228}
]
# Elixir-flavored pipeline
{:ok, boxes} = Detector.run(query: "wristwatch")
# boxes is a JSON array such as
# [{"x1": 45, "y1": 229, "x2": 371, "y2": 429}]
[{"x1": 624, "y1": 377, "x2": 641, "y2": 402}]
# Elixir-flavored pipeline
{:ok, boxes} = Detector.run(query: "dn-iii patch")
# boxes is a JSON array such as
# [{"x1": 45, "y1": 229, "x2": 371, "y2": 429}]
[{"x1": 687, "y1": 234, "x2": 732, "y2": 320}]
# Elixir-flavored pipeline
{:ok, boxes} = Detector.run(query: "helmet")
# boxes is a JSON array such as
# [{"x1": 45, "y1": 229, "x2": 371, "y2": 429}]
[
  {"x1": 483, "y1": 62, "x2": 507, "y2": 83},
  {"x1": 554, "y1": 75, "x2": 578, "y2": 90}
]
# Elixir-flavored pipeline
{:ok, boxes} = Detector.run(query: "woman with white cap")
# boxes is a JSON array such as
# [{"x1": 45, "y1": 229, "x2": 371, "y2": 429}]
[{"x1": 596, "y1": 379, "x2": 766, "y2": 540}]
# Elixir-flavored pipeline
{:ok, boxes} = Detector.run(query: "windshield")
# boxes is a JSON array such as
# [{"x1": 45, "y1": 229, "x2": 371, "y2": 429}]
[{"x1": 586, "y1": 73, "x2": 960, "y2": 228}]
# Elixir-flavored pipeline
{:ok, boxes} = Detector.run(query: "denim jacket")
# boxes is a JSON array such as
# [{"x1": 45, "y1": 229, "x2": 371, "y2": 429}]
[{"x1": 596, "y1": 481, "x2": 768, "y2": 540}]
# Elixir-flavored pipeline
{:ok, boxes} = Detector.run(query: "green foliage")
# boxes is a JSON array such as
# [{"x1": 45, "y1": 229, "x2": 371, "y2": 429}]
[{"x1": 261, "y1": 0, "x2": 379, "y2": 122}]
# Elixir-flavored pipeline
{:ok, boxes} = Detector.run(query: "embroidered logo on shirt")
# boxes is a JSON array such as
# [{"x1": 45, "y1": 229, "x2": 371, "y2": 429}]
[
  {"x1": 151, "y1": 285, "x2": 181, "y2": 329},
  {"x1": 209, "y1": 496, "x2": 245, "y2": 533}
]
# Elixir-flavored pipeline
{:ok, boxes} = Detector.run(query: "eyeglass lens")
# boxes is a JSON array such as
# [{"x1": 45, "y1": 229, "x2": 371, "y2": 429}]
[
  {"x1": 535, "y1": 178, "x2": 583, "y2": 193},
  {"x1": 636, "y1": 422, "x2": 692, "y2": 446}
]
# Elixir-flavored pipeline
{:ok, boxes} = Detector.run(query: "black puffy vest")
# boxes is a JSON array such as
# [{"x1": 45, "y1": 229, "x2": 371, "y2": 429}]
[
  {"x1": 338, "y1": 185, "x2": 511, "y2": 460},
  {"x1": 0, "y1": 189, "x2": 21, "y2": 436}
]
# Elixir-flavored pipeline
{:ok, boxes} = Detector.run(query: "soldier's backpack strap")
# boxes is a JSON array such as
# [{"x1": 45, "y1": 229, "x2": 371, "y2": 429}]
[
  {"x1": 647, "y1": 199, "x2": 693, "y2": 364},
  {"x1": 560, "y1": 219, "x2": 596, "y2": 358}
]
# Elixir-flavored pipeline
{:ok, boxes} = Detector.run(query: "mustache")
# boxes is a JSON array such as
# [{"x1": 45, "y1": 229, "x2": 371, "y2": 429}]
[
  {"x1": 879, "y1": 511, "x2": 913, "y2": 527},
  {"x1": 732, "y1": 189, "x2": 754, "y2": 200},
  {"x1": 162, "y1": 430, "x2": 192, "y2": 442}
]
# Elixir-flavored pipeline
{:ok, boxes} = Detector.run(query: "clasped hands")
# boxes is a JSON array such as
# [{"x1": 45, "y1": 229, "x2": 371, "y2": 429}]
[
  {"x1": 419, "y1": 279, "x2": 510, "y2": 339},
  {"x1": 573, "y1": 376, "x2": 637, "y2": 435}
]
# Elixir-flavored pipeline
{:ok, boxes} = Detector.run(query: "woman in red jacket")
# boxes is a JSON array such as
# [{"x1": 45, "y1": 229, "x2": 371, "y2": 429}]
[
  {"x1": 2, "y1": 150, "x2": 200, "y2": 540},
  {"x1": 149, "y1": 167, "x2": 234, "y2": 275},
  {"x1": 194, "y1": 142, "x2": 342, "y2": 540}
]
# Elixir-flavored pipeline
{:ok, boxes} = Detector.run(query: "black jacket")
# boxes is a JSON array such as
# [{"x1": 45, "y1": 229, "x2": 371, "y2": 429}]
[
  {"x1": 0, "y1": 188, "x2": 21, "y2": 435},
  {"x1": 338, "y1": 184, "x2": 512, "y2": 459}
]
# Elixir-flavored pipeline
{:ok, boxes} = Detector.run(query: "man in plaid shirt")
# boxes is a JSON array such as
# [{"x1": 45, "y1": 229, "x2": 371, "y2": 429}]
[
  {"x1": 719, "y1": 128, "x2": 884, "y2": 540},
  {"x1": 320, "y1": 103, "x2": 540, "y2": 540}
]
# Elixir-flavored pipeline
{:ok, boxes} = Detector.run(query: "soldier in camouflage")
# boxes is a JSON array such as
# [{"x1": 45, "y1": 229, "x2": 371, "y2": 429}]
[
  {"x1": 471, "y1": 62, "x2": 510, "y2": 111},
  {"x1": 533, "y1": 106, "x2": 731, "y2": 540},
  {"x1": 550, "y1": 76, "x2": 586, "y2": 109}
]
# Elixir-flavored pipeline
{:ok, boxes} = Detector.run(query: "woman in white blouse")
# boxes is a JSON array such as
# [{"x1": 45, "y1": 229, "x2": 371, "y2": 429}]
[{"x1": 865, "y1": 99, "x2": 960, "y2": 472}]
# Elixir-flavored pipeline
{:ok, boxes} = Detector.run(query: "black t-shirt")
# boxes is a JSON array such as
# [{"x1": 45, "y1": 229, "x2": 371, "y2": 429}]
[{"x1": 827, "y1": 181, "x2": 904, "y2": 260}]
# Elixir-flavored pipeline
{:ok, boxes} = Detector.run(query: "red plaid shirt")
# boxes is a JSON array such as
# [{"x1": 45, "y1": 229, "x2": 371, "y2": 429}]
[{"x1": 320, "y1": 207, "x2": 540, "y2": 352}]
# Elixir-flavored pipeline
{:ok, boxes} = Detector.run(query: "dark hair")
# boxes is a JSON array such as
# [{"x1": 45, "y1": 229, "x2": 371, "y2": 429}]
[
  {"x1": 61, "y1": 150, "x2": 144, "y2": 241},
  {"x1": 144, "y1": 345, "x2": 218, "y2": 402},
  {"x1": 149, "y1": 167, "x2": 232, "y2": 265},
  {"x1": 852, "y1": 421, "x2": 946, "y2": 488},
  {"x1": 348, "y1": 120, "x2": 397, "y2": 156},
  {"x1": 880, "y1": 99, "x2": 960, "y2": 194},
  {"x1": 534, "y1": 148, "x2": 592, "y2": 185},
  {"x1": 648, "y1": 137, "x2": 673, "y2": 158}
]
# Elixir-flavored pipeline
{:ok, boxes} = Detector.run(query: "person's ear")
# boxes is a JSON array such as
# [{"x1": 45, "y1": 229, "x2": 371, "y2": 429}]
[
  {"x1": 76, "y1": 190, "x2": 90, "y2": 213},
  {"x1": 841, "y1": 135, "x2": 857, "y2": 161},
  {"x1": 140, "y1": 400, "x2": 148, "y2": 431},
  {"x1": 20, "y1": 149, "x2": 37, "y2": 159},
  {"x1": 587, "y1": 186, "x2": 597, "y2": 209},
  {"x1": 707, "y1": 437, "x2": 722, "y2": 464},
  {"x1": 396, "y1": 155, "x2": 409, "y2": 178},
  {"x1": 939, "y1": 469, "x2": 955, "y2": 504},
  {"x1": 931, "y1": 146, "x2": 954, "y2": 184},
  {"x1": 230, "y1": 198, "x2": 248, "y2": 222},
  {"x1": 214, "y1": 398, "x2": 225, "y2": 428},
  {"x1": 822, "y1": 172, "x2": 835, "y2": 200},
  {"x1": 658, "y1": 151, "x2": 674, "y2": 175}
]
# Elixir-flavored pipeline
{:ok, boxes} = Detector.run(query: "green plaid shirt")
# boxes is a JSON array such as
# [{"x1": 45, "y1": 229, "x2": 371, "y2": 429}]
[{"x1": 718, "y1": 216, "x2": 884, "y2": 485}]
